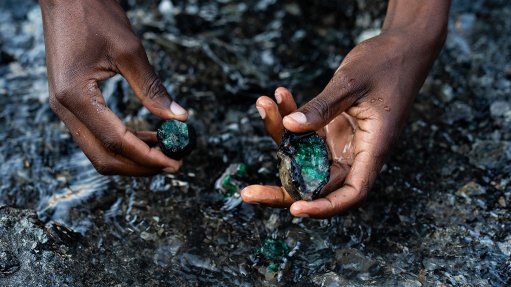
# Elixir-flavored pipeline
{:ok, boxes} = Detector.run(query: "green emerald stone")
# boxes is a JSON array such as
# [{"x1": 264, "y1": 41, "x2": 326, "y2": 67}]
[
  {"x1": 255, "y1": 238, "x2": 290, "y2": 272},
  {"x1": 157, "y1": 120, "x2": 195, "y2": 160},
  {"x1": 258, "y1": 238, "x2": 290, "y2": 262},
  {"x1": 277, "y1": 130, "x2": 330, "y2": 201},
  {"x1": 214, "y1": 163, "x2": 248, "y2": 198}
]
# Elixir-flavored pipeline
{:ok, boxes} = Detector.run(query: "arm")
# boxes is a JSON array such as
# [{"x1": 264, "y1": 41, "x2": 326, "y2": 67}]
[
  {"x1": 242, "y1": 0, "x2": 451, "y2": 217},
  {"x1": 40, "y1": 0, "x2": 188, "y2": 176}
]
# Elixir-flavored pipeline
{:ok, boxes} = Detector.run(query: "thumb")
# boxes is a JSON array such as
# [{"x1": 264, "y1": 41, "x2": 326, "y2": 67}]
[
  {"x1": 283, "y1": 71, "x2": 363, "y2": 132},
  {"x1": 116, "y1": 40, "x2": 188, "y2": 121}
]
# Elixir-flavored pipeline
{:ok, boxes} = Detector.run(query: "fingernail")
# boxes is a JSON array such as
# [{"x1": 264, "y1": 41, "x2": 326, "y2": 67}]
[
  {"x1": 256, "y1": 106, "x2": 266, "y2": 119},
  {"x1": 274, "y1": 92, "x2": 282, "y2": 104},
  {"x1": 163, "y1": 167, "x2": 176, "y2": 173},
  {"x1": 286, "y1": 112, "x2": 307, "y2": 124},
  {"x1": 170, "y1": 101, "x2": 186, "y2": 115}
]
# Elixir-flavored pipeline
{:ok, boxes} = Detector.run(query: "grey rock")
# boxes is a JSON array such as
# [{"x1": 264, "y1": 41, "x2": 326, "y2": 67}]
[
  {"x1": 312, "y1": 272, "x2": 363, "y2": 287},
  {"x1": 456, "y1": 181, "x2": 486, "y2": 197},
  {"x1": 423, "y1": 257, "x2": 447, "y2": 271},
  {"x1": 468, "y1": 140, "x2": 511, "y2": 170},
  {"x1": 490, "y1": 101, "x2": 511, "y2": 118},
  {"x1": 439, "y1": 84, "x2": 455, "y2": 103},
  {"x1": 444, "y1": 101, "x2": 474, "y2": 124},
  {"x1": 497, "y1": 236, "x2": 511, "y2": 256},
  {"x1": 0, "y1": 206, "x2": 115, "y2": 286},
  {"x1": 335, "y1": 248, "x2": 378, "y2": 273}
]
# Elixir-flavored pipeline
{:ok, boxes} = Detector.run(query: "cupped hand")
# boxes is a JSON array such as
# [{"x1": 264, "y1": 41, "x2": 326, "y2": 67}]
[
  {"x1": 40, "y1": 0, "x2": 187, "y2": 176},
  {"x1": 242, "y1": 30, "x2": 444, "y2": 218}
]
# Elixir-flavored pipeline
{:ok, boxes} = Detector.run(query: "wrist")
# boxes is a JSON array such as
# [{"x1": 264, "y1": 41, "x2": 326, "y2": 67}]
[
  {"x1": 381, "y1": 0, "x2": 450, "y2": 54},
  {"x1": 39, "y1": 0, "x2": 77, "y2": 10}
]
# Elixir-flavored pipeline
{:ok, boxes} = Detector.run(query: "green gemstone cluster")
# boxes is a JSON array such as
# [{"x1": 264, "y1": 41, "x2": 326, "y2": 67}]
[
  {"x1": 255, "y1": 238, "x2": 290, "y2": 272},
  {"x1": 156, "y1": 120, "x2": 195, "y2": 160},
  {"x1": 277, "y1": 130, "x2": 330, "y2": 201},
  {"x1": 214, "y1": 163, "x2": 248, "y2": 198}
]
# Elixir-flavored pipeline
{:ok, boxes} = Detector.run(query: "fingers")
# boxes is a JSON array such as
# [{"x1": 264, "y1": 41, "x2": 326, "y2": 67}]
[
  {"x1": 283, "y1": 70, "x2": 366, "y2": 133},
  {"x1": 134, "y1": 130, "x2": 158, "y2": 146},
  {"x1": 49, "y1": 97, "x2": 161, "y2": 176},
  {"x1": 256, "y1": 87, "x2": 299, "y2": 144},
  {"x1": 53, "y1": 80, "x2": 182, "y2": 172},
  {"x1": 274, "y1": 87, "x2": 297, "y2": 116},
  {"x1": 256, "y1": 96, "x2": 284, "y2": 144},
  {"x1": 289, "y1": 149, "x2": 382, "y2": 218},
  {"x1": 241, "y1": 185, "x2": 295, "y2": 208},
  {"x1": 115, "y1": 37, "x2": 188, "y2": 121}
]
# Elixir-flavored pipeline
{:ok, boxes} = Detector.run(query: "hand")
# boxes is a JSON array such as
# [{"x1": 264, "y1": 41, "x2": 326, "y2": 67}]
[
  {"x1": 40, "y1": 0, "x2": 188, "y2": 176},
  {"x1": 241, "y1": 27, "x2": 446, "y2": 217}
]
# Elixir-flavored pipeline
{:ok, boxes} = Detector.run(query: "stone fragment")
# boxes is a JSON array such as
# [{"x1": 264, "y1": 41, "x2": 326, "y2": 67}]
[
  {"x1": 456, "y1": 181, "x2": 486, "y2": 197},
  {"x1": 277, "y1": 130, "x2": 330, "y2": 201},
  {"x1": 444, "y1": 101, "x2": 474, "y2": 124},
  {"x1": 489, "y1": 101, "x2": 511, "y2": 118},
  {"x1": 468, "y1": 140, "x2": 511, "y2": 170},
  {"x1": 157, "y1": 120, "x2": 195, "y2": 160},
  {"x1": 497, "y1": 236, "x2": 511, "y2": 256}
]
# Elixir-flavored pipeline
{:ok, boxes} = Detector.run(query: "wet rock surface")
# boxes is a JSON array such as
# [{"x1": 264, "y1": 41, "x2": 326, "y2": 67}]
[
  {"x1": 0, "y1": 206, "x2": 111, "y2": 286},
  {"x1": 0, "y1": 0, "x2": 510, "y2": 286},
  {"x1": 278, "y1": 130, "x2": 330, "y2": 201}
]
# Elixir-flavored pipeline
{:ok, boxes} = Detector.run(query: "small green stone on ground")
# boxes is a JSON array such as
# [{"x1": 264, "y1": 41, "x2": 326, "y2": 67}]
[
  {"x1": 214, "y1": 163, "x2": 248, "y2": 198},
  {"x1": 255, "y1": 238, "x2": 290, "y2": 272}
]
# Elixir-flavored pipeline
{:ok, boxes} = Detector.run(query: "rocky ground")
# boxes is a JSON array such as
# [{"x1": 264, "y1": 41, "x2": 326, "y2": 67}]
[{"x1": 0, "y1": 0, "x2": 510, "y2": 286}]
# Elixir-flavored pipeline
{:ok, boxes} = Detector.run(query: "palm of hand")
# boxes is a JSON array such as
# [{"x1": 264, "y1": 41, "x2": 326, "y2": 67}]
[{"x1": 242, "y1": 86, "x2": 388, "y2": 218}]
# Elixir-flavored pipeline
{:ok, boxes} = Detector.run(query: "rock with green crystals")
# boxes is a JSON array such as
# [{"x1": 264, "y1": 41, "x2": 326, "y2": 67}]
[
  {"x1": 277, "y1": 130, "x2": 330, "y2": 201},
  {"x1": 254, "y1": 238, "x2": 290, "y2": 272},
  {"x1": 214, "y1": 163, "x2": 248, "y2": 198},
  {"x1": 156, "y1": 120, "x2": 195, "y2": 160},
  {"x1": 214, "y1": 163, "x2": 249, "y2": 210}
]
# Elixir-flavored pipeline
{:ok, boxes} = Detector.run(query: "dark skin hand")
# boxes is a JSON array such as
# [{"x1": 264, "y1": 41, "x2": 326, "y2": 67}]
[
  {"x1": 40, "y1": 0, "x2": 188, "y2": 176},
  {"x1": 241, "y1": 0, "x2": 451, "y2": 218}
]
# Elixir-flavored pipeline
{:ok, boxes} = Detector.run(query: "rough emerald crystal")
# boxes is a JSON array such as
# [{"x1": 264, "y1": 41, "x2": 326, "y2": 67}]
[
  {"x1": 214, "y1": 163, "x2": 248, "y2": 197},
  {"x1": 277, "y1": 130, "x2": 330, "y2": 201},
  {"x1": 157, "y1": 120, "x2": 195, "y2": 160},
  {"x1": 255, "y1": 238, "x2": 290, "y2": 272}
]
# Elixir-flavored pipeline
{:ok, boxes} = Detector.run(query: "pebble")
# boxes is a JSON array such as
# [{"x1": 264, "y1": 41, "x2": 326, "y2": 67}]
[
  {"x1": 489, "y1": 101, "x2": 511, "y2": 119},
  {"x1": 456, "y1": 181, "x2": 486, "y2": 197},
  {"x1": 444, "y1": 101, "x2": 474, "y2": 124},
  {"x1": 497, "y1": 238, "x2": 511, "y2": 256},
  {"x1": 468, "y1": 140, "x2": 511, "y2": 170}
]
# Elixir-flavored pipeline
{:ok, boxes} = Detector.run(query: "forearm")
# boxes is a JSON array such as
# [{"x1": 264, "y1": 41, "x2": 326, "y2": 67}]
[
  {"x1": 382, "y1": 0, "x2": 451, "y2": 52},
  {"x1": 39, "y1": 0, "x2": 68, "y2": 10}
]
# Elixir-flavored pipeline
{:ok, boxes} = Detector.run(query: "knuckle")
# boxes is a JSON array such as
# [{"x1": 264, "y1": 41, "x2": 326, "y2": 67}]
[
  {"x1": 308, "y1": 97, "x2": 333, "y2": 124},
  {"x1": 333, "y1": 67, "x2": 367, "y2": 100},
  {"x1": 90, "y1": 159, "x2": 116, "y2": 175},
  {"x1": 143, "y1": 73, "x2": 167, "y2": 101},
  {"x1": 119, "y1": 37, "x2": 144, "y2": 58},
  {"x1": 52, "y1": 84, "x2": 75, "y2": 104}
]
